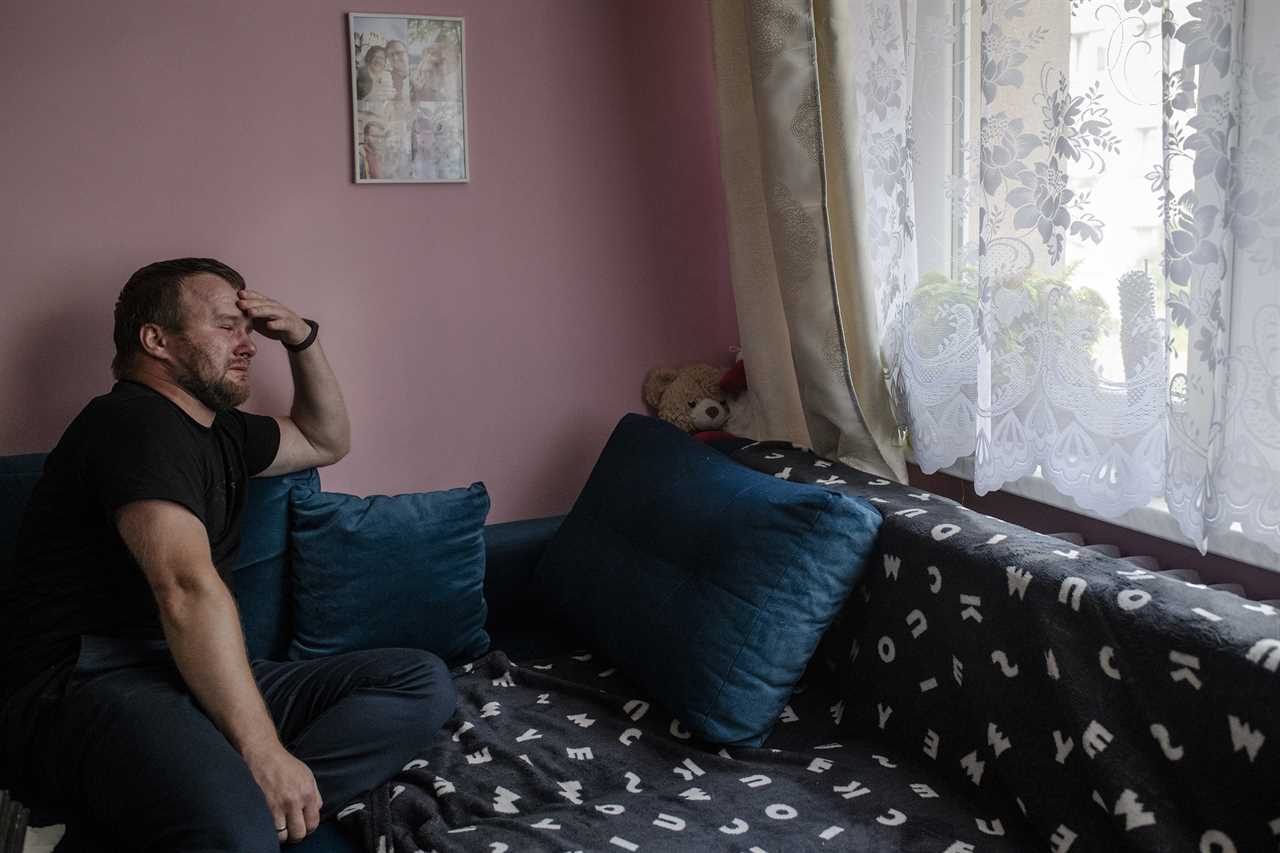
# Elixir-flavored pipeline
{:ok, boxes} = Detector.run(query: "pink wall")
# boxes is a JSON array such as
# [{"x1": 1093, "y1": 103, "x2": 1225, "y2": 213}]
[{"x1": 0, "y1": 1, "x2": 735, "y2": 522}]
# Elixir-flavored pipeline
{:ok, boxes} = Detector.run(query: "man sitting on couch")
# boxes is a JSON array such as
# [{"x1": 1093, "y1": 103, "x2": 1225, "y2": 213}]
[{"x1": 0, "y1": 258, "x2": 457, "y2": 851}]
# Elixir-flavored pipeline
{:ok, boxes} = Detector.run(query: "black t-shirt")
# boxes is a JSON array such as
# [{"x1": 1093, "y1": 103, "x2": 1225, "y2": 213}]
[{"x1": 0, "y1": 380, "x2": 280, "y2": 707}]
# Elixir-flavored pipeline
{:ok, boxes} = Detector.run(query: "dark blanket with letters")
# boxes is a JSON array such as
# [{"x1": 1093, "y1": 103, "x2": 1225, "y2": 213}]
[
  {"x1": 731, "y1": 442, "x2": 1280, "y2": 852},
  {"x1": 336, "y1": 650, "x2": 1033, "y2": 852},
  {"x1": 339, "y1": 442, "x2": 1279, "y2": 852}
]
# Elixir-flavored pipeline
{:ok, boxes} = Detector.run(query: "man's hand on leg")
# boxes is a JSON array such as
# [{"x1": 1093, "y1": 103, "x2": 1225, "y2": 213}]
[{"x1": 242, "y1": 742, "x2": 322, "y2": 844}]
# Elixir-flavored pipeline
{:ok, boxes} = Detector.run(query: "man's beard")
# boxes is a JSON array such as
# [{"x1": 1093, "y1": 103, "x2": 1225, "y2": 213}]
[{"x1": 174, "y1": 339, "x2": 249, "y2": 412}]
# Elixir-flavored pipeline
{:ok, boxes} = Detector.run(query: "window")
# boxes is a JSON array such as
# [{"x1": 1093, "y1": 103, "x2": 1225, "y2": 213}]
[{"x1": 898, "y1": 0, "x2": 1280, "y2": 568}]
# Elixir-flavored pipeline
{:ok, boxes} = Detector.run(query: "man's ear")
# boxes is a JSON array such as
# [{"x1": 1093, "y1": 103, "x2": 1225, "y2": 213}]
[{"x1": 138, "y1": 323, "x2": 174, "y2": 361}]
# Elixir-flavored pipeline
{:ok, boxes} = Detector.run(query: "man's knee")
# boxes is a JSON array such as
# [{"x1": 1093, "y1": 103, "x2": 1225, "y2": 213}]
[{"x1": 367, "y1": 649, "x2": 456, "y2": 728}]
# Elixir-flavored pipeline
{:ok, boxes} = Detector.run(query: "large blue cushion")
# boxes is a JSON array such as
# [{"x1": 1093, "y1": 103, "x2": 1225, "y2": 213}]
[
  {"x1": 535, "y1": 414, "x2": 882, "y2": 746},
  {"x1": 287, "y1": 483, "x2": 492, "y2": 665}
]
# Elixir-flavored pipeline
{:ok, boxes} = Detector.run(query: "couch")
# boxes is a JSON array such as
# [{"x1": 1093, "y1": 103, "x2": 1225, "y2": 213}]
[{"x1": 2, "y1": 416, "x2": 1276, "y2": 852}]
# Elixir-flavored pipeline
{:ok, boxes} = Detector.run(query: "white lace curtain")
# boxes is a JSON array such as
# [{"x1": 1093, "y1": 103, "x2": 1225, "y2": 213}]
[{"x1": 850, "y1": 0, "x2": 1280, "y2": 559}]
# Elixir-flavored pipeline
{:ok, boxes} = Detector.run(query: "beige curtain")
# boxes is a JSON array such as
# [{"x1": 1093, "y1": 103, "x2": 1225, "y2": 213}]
[{"x1": 710, "y1": 0, "x2": 907, "y2": 483}]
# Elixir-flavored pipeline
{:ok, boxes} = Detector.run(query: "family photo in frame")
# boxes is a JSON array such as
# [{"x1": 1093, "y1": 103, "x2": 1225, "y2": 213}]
[{"x1": 348, "y1": 13, "x2": 468, "y2": 183}]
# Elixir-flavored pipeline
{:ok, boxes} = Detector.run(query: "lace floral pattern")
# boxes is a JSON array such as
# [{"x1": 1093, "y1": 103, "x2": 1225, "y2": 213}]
[{"x1": 851, "y1": 0, "x2": 1280, "y2": 558}]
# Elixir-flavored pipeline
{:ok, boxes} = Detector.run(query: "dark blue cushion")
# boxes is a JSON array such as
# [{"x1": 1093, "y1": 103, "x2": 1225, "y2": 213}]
[
  {"x1": 234, "y1": 467, "x2": 320, "y2": 661},
  {"x1": 287, "y1": 483, "x2": 492, "y2": 665},
  {"x1": 535, "y1": 414, "x2": 882, "y2": 746}
]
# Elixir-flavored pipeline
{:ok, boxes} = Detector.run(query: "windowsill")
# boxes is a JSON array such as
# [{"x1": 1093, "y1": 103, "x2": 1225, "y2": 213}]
[{"x1": 906, "y1": 450, "x2": 1279, "y2": 575}]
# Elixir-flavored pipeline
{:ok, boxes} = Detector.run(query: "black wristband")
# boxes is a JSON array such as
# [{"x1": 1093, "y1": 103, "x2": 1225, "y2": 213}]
[{"x1": 284, "y1": 318, "x2": 319, "y2": 352}]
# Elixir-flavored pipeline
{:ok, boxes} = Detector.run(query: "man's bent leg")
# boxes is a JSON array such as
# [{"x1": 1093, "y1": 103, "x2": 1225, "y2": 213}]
[
  {"x1": 31, "y1": 662, "x2": 280, "y2": 853},
  {"x1": 252, "y1": 648, "x2": 456, "y2": 818}
]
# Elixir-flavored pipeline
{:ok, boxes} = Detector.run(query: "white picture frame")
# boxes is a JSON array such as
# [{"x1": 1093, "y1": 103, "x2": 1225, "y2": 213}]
[{"x1": 348, "y1": 13, "x2": 469, "y2": 184}]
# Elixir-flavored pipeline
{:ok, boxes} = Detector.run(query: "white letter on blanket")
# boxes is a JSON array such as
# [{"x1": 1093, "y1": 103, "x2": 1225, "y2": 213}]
[
  {"x1": 1006, "y1": 567, "x2": 1031, "y2": 600},
  {"x1": 923, "y1": 729, "x2": 939, "y2": 759},
  {"x1": 1199, "y1": 830, "x2": 1238, "y2": 853},
  {"x1": 619, "y1": 728, "x2": 641, "y2": 746},
  {"x1": 928, "y1": 565, "x2": 942, "y2": 593},
  {"x1": 1149, "y1": 724, "x2": 1184, "y2": 761},
  {"x1": 1117, "y1": 589, "x2": 1151, "y2": 611},
  {"x1": 884, "y1": 554, "x2": 901, "y2": 578},
  {"x1": 1247, "y1": 639, "x2": 1280, "y2": 672},
  {"x1": 1169, "y1": 651, "x2": 1203, "y2": 690},
  {"x1": 719, "y1": 819, "x2": 749, "y2": 835},
  {"x1": 987, "y1": 723, "x2": 1011, "y2": 757},
  {"x1": 991, "y1": 651, "x2": 1019, "y2": 677},
  {"x1": 976, "y1": 818, "x2": 1005, "y2": 836},
  {"x1": 1099, "y1": 647, "x2": 1121, "y2": 680},
  {"x1": 1113, "y1": 789, "x2": 1156, "y2": 831},
  {"x1": 1227, "y1": 715, "x2": 1266, "y2": 762},
  {"x1": 672, "y1": 759, "x2": 705, "y2": 781},
  {"x1": 493, "y1": 786, "x2": 521, "y2": 814},
  {"x1": 653, "y1": 814, "x2": 685, "y2": 831},
  {"x1": 906, "y1": 609, "x2": 928, "y2": 638},
  {"x1": 833, "y1": 781, "x2": 871, "y2": 799},
  {"x1": 1058, "y1": 577, "x2": 1087, "y2": 611},
  {"x1": 1050, "y1": 825, "x2": 1078, "y2": 852},
  {"x1": 931, "y1": 523, "x2": 960, "y2": 540},
  {"x1": 1083, "y1": 721, "x2": 1114, "y2": 758},
  {"x1": 623, "y1": 700, "x2": 649, "y2": 721},
  {"x1": 1053, "y1": 730, "x2": 1074, "y2": 765}
]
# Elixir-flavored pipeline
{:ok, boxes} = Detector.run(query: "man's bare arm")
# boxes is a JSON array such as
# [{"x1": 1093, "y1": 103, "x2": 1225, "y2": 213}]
[
  {"x1": 115, "y1": 499, "x2": 321, "y2": 842},
  {"x1": 237, "y1": 290, "x2": 351, "y2": 478}
]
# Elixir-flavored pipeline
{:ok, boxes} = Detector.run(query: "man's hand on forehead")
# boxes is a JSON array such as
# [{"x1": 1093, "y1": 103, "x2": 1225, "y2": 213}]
[{"x1": 235, "y1": 289, "x2": 311, "y2": 348}]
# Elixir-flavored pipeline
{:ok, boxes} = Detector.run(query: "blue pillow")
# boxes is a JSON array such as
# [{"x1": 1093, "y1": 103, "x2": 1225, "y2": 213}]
[
  {"x1": 234, "y1": 467, "x2": 320, "y2": 662},
  {"x1": 287, "y1": 483, "x2": 491, "y2": 665},
  {"x1": 535, "y1": 414, "x2": 882, "y2": 745}
]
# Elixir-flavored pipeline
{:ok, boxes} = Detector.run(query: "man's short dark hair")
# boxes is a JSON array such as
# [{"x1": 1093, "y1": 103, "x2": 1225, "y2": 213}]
[{"x1": 111, "y1": 257, "x2": 246, "y2": 379}]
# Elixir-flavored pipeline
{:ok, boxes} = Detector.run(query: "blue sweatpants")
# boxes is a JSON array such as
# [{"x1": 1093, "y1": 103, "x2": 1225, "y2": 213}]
[{"x1": 20, "y1": 635, "x2": 456, "y2": 852}]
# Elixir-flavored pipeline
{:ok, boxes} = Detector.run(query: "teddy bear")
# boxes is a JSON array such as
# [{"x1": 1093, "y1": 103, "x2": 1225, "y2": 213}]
[
  {"x1": 642, "y1": 359, "x2": 755, "y2": 439},
  {"x1": 643, "y1": 363, "x2": 729, "y2": 433}
]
